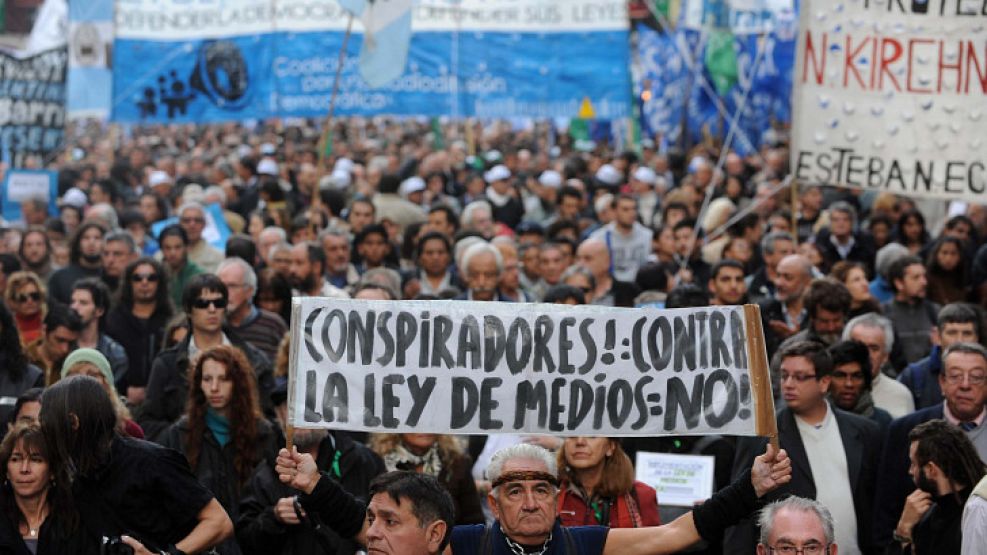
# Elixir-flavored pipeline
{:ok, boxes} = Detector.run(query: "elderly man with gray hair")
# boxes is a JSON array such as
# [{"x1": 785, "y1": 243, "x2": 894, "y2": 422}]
[
  {"x1": 178, "y1": 201, "x2": 224, "y2": 272},
  {"x1": 275, "y1": 442, "x2": 792, "y2": 555},
  {"x1": 843, "y1": 312, "x2": 916, "y2": 418},
  {"x1": 756, "y1": 497, "x2": 837, "y2": 555},
  {"x1": 216, "y1": 257, "x2": 287, "y2": 361},
  {"x1": 455, "y1": 242, "x2": 509, "y2": 302}
]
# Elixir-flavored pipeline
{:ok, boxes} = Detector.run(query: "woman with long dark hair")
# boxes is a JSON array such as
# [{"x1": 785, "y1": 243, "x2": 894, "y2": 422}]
[
  {"x1": 161, "y1": 345, "x2": 276, "y2": 555},
  {"x1": 556, "y1": 437, "x2": 661, "y2": 528},
  {"x1": 892, "y1": 209, "x2": 931, "y2": 255},
  {"x1": 0, "y1": 303, "x2": 43, "y2": 428},
  {"x1": 926, "y1": 236, "x2": 971, "y2": 305},
  {"x1": 0, "y1": 424, "x2": 84, "y2": 554}
]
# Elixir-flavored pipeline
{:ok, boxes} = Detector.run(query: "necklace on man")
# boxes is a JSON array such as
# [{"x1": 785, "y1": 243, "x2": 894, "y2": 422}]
[{"x1": 504, "y1": 530, "x2": 552, "y2": 555}]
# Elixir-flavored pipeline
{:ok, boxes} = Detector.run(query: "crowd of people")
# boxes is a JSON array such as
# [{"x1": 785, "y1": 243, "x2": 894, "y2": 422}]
[{"x1": 0, "y1": 117, "x2": 983, "y2": 554}]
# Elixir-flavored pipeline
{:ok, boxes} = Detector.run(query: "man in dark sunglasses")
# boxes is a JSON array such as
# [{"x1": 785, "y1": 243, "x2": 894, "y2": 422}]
[{"x1": 139, "y1": 273, "x2": 275, "y2": 442}]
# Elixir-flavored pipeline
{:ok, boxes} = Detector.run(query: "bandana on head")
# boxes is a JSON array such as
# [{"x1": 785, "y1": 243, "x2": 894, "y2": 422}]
[{"x1": 491, "y1": 471, "x2": 559, "y2": 490}]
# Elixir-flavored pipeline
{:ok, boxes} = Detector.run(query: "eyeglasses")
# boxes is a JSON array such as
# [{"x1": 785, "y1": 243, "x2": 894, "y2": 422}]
[
  {"x1": 180, "y1": 217, "x2": 206, "y2": 225},
  {"x1": 15, "y1": 292, "x2": 41, "y2": 303},
  {"x1": 768, "y1": 543, "x2": 830, "y2": 555},
  {"x1": 131, "y1": 273, "x2": 160, "y2": 283},
  {"x1": 193, "y1": 297, "x2": 228, "y2": 310},
  {"x1": 944, "y1": 372, "x2": 987, "y2": 386},
  {"x1": 781, "y1": 373, "x2": 817, "y2": 383}
]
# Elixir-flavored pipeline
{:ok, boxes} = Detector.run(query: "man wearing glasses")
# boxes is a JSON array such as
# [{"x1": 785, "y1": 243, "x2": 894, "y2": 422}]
[
  {"x1": 756, "y1": 497, "x2": 836, "y2": 555},
  {"x1": 178, "y1": 202, "x2": 223, "y2": 273},
  {"x1": 874, "y1": 342, "x2": 987, "y2": 549},
  {"x1": 726, "y1": 341, "x2": 882, "y2": 555},
  {"x1": 140, "y1": 273, "x2": 275, "y2": 441}
]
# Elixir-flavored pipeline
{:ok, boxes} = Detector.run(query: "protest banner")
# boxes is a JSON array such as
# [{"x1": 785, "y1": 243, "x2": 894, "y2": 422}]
[
  {"x1": 1, "y1": 169, "x2": 58, "y2": 223},
  {"x1": 111, "y1": 0, "x2": 630, "y2": 123},
  {"x1": 286, "y1": 299, "x2": 776, "y2": 439},
  {"x1": 790, "y1": 0, "x2": 987, "y2": 200},
  {"x1": 68, "y1": 0, "x2": 113, "y2": 119}
]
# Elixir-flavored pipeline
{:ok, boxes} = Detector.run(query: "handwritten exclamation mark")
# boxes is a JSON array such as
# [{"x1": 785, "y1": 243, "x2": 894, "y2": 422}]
[
  {"x1": 738, "y1": 374, "x2": 752, "y2": 420},
  {"x1": 601, "y1": 320, "x2": 616, "y2": 364}
]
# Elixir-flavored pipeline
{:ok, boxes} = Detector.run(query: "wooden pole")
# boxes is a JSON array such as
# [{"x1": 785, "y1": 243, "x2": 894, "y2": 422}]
[
  {"x1": 317, "y1": 14, "x2": 355, "y2": 172},
  {"x1": 285, "y1": 300, "x2": 303, "y2": 453},
  {"x1": 791, "y1": 179, "x2": 799, "y2": 245},
  {"x1": 743, "y1": 304, "x2": 779, "y2": 451}
]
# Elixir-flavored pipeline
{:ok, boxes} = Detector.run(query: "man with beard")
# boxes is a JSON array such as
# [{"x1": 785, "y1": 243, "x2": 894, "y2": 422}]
[
  {"x1": 776, "y1": 278, "x2": 852, "y2": 352},
  {"x1": 289, "y1": 242, "x2": 349, "y2": 299},
  {"x1": 105, "y1": 257, "x2": 174, "y2": 406},
  {"x1": 454, "y1": 242, "x2": 510, "y2": 302},
  {"x1": 236, "y1": 383, "x2": 385, "y2": 554},
  {"x1": 24, "y1": 304, "x2": 82, "y2": 384},
  {"x1": 827, "y1": 340, "x2": 893, "y2": 434},
  {"x1": 17, "y1": 227, "x2": 54, "y2": 282},
  {"x1": 159, "y1": 224, "x2": 204, "y2": 310},
  {"x1": 843, "y1": 312, "x2": 915, "y2": 418},
  {"x1": 47, "y1": 221, "x2": 105, "y2": 305},
  {"x1": 882, "y1": 255, "x2": 940, "y2": 364},
  {"x1": 873, "y1": 342, "x2": 987, "y2": 548},
  {"x1": 709, "y1": 259, "x2": 748, "y2": 306},
  {"x1": 320, "y1": 228, "x2": 360, "y2": 292},
  {"x1": 891, "y1": 420, "x2": 986, "y2": 554},
  {"x1": 70, "y1": 278, "x2": 129, "y2": 393},
  {"x1": 726, "y1": 341, "x2": 882, "y2": 555}
]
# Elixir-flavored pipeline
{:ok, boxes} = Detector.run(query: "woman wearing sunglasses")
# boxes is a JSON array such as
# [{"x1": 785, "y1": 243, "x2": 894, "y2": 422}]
[
  {"x1": 138, "y1": 274, "x2": 275, "y2": 443},
  {"x1": 3, "y1": 273, "x2": 46, "y2": 347}
]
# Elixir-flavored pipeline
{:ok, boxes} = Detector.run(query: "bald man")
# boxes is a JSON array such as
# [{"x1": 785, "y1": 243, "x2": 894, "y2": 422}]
[
  {"x1": 758, "y1": 254, "x2": 813, "y2": 359},
  {"x1": 576, "y1": 238, "x2": 640, "y2": 308}
]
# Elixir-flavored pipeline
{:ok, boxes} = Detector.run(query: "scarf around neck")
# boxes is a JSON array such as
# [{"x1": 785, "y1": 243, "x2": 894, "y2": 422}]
[
  {"x1": 383, "y1": 442, "x2": 443, "y2": 478},
  {"x1": 206, "y1": 407, "x2": 231, "y2": 447}
]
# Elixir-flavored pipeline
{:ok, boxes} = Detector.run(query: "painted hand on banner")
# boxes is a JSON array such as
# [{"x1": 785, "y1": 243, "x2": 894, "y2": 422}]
[
  {"x1": 751, "y1": 444, "x2": 792, "y2": 498},
  {"x1": 276, "y1": 447, "x2": 321, "y2": 495}
]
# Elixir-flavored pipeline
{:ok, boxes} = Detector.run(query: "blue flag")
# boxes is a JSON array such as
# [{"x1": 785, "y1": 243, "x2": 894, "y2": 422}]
[{"x1": 338, "y1": 0, "x2": 413, "y2": 88}]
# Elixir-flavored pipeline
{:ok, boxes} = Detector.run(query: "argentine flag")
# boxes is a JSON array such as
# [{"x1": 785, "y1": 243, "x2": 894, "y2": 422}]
[{"x1": 338, "y1": 0, "x2": 414, "y2": 88}]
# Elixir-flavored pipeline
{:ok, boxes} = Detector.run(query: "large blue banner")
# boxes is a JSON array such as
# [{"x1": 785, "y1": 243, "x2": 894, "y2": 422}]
[
  {"x1": 638, "y1": 0, "x2": 797, "y2": 154},
  {"x1": 68, "y1": 0, "x2": 114, "y2": 119},
  {"x1": 112, "y1": 1, "x2": 631, "y2": 122}
]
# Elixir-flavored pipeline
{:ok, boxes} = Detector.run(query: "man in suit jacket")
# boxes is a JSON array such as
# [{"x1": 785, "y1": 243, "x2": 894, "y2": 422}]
[
  {"x1": 725, "y1": 341, "x2": 882, "y2": 555},
  {"x1": 872, "y1": 342, "x2": 987, "y2": 548}
]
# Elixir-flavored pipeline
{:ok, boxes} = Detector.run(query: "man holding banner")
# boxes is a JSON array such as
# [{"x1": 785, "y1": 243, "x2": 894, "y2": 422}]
[{"x1": 275, "y1": 441, "x2": 791, "y2": 555}]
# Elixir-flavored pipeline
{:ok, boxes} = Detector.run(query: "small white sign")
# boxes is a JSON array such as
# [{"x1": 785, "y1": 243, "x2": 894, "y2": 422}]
[
  {"x1": 635, "y1": 451, "x2": 716, "y2": 507},
  {"x1": 6, "y1": 172, "x2": 51, "y2": 203}
]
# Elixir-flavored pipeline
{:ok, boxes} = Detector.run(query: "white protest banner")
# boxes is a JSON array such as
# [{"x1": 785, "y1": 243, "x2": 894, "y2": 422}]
[
  {"x1": 287, "y1": 299, "x2": 775, "y2": 437},
  {"x1": 635, "y1": 451, "x2": 716, "y2": 507},
  {"x1": 1, "y1": 169, "x2": 58, "y2": 222},
  {"x1": 790, "y1": 0, "x2": 987, "y2": 200}
]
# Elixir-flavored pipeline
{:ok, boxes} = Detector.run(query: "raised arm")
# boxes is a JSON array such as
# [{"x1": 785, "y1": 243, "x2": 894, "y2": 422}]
[
  {"x1": 275, "y1": 447, "x2": 370, "y2": 545},
  {"x1": 603, "y1": 443, "x2": 791, "y2": 555}
]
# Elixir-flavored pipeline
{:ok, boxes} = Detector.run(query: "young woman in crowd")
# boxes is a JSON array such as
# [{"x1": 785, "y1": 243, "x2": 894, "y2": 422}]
[
  {"x1": 59, "y1": 349, "x2": 144, "y2": 439},
  {"x1": 556, "y1": 436, "x2": 661, "y2": 528},
  {"x1": 161, "y1": 345, "x2": 276, "y2": 554},
  {"x1": 925, "y1": 236, "x2": 971, "y2": 305},
  {"x1": 830, "y1": 261, "x2": 883, "y2": 318},
  {"x1": 369, "y1": 433, "x2": 484, "y2": 525},
  {"x1": 892, "y1": 209, "x2": 931, "y2": 255},
  {"x1": 3, "y1": 273, "x2": 46, "y2": 347}
]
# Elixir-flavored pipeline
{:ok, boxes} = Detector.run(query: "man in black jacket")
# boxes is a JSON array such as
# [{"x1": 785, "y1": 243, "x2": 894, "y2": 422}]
[
  {"x1": 237, "y1": 386, "x2": 385, "y2": 555},
  {"x1": 139, "y1": 273, "x2": 274, "y2": 441},
  {"x1": 725, "y1": 341, "x2": 882, "y2": 555}
]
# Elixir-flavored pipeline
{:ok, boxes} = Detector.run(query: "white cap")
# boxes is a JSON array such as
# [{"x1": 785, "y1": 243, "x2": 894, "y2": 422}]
[
  {"x1": 260, "y1": 142, "x2": 276, "y2": 155},
  {"x1": 334, "y1": 157, "x2": 355, "y2": 173},
  {"x1": 483, "y1": 150, "x2": 503, "y2": 163},
  {"x1": 484, "y1": 164, "x2": 511, "y2": 183},
  {"x1": 632, "y1": 166, "x2": 658, "y2": 185},
  {"x1": 236, "y1": 144, "x2": 253, "y2": 158},
  {"x1": 148, "y1": 170, "x2": 172, "y2": 188},
  {"x1": 399, "y1": 176, "x2": 426, "y2": 197},
  {"x1": 257, "y1": 158, "x2": 279, "y2": 176},
  {"x1": 595, "y1": 164, "x2": 622, "y2": 187},
  {"x1": 61, "y1": 187, "x2": 88, "y2": 208},
  {"x1": 538, "y1": 170, "x2": 563, "y2": 189},
  {"x1": 329, "y1": 168, "x2": 351, "y2": 189}
]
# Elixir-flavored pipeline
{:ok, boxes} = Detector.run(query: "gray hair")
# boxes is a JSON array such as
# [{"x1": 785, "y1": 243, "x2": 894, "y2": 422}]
[
  {"x1": 361, "y1": 268, "x2": 402, "y2": 300},
  {"x1": 454, "y1": 236, "x2": 486, "y2": 269},
  {"x1": 87, "y1": 203, "x2": 119, "y2": 231},
  {"x1": 461, "y1": 242, "x2": 504, "y2": 279},
  {"x1": 561, "y1": 265, "x2": 596, "y2": 291},
  {"x1": 843, "y1": 312, "x2": 894, "y2": 353},
  {"x1": 461, "y1": 200, "x2": 492, "y2": 228},
  {"x1": 758, "y1": 497, "x2": 835, "y2": 546},
  {"x1": 941, "y1": 341, "x2": 987, "y2": 367},
  {"x1": 486, "y1": 444, "x2": 558, "y2": 493},
  {"x1": 203, "y1": 185, "x2": 227, "y2": 205},
  {"x1": 269, "y1": 241, "x2": 293, "y2": 256},
  {"x1": 260, "y1": 226, "x2": 288, "y2": 243},
  {"x1": 177, "y1": 201, "x2": 206, "y2": 219},
  {"x1": 875, "y1": 243, "x2": 909, "y2": 280},
  {"x1": 829, "y1": 201, "x2": 857, "y2": 226},
  {"x1": 104, "y1": 230, "x2": 138, "y2": 255},
  {"x1": 217, "y1": 257, "x2": 257, "y2": 293},
  {"x1": 761, "y1": 231, "x2": 795, "y2": 256},
  {"x1": 319, "y1": 227, "x2": 353, "y2": 243}
]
